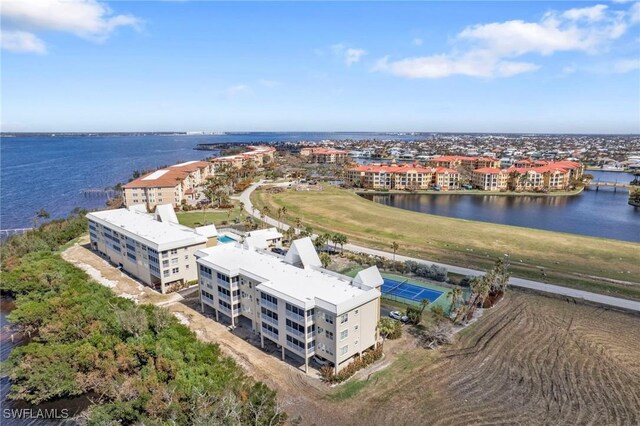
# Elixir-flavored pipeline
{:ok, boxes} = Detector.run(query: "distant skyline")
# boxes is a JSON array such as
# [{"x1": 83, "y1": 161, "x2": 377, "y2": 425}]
[{"x1": 1, "y1": 1, "x2": 639, "y2": 133}]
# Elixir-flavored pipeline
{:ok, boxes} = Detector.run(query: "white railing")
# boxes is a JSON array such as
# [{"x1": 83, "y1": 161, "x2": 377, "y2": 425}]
[
  {"x1": 286, "y1": 310, "x2": 304, "y2": 323},
  {"x1": 262, "y1": 328, "x2": 278, "y2": 341},
  {"x1": 286, "y1": 326, "x2": 304, "y2": 338},
  {"x1": 261, "y1": 299, "x2": 278, "y2": 311},
  {"x1": 261, "y1": 313, "x2": 278, "y2": 326},
  {"x1": 286, "y1": 341, "x2": 304, "y2": 353}
]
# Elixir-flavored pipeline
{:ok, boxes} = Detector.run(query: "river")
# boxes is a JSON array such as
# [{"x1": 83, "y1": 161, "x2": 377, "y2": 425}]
[
  {"x1": 0, "y1": 133, "x2": 418, "y2": 230},
  {"x1": 360, "y1": 171, "x2": 639, "y2": 242}
]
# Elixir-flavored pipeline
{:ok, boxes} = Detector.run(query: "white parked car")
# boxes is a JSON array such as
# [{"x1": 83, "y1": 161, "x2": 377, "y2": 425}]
[
  {"x1": 312, "y1": 355, "x2": 330, "y2": 367},
  {"x1": 389, "y1": 311, "x2": 409, "y2": 323}
]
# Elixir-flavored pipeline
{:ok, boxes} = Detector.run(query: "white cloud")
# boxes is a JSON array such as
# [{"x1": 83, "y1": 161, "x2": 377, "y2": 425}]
[
  {"x1": 222, "y1": 84, "x2": 251, "y2": 99},
  {"x1": 375, "y1": 3, "x2": 637, "y2": 79},
  {"x1": 562, "y1": 4, "x2": 609, "y2": 22},
  {"x1": 259, "y1": 79, "x2": 281, "y2": 88},
  {"x1": 0, "y1": 29, "x2": 46, "y2": 54},
  {"x1": 330, "y1": 43, "x2": 367, "y2": 66},
  {"x1": 630, "y1": 2, "x2": 640, "y2": 23},
  {"x1": 613, "y1": 58, "x2": 640, "y2": 73},
  {"x1": 0, "y1": 0, "x2": 141, "y2": 53},
  {"x1": 412, "y1": 37, "x2": 424, "y2": 46},
  {"x1": 374, "y1": 53, "x2": 539, "y2": 79}
]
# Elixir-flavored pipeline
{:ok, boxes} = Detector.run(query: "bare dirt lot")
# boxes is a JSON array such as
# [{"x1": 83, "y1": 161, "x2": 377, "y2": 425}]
[
  {"x1": 64, "y1": 240, "x2": 640, "y2": 425},
  {"x1": 341, "y1": 293, "x2": 640, "y2": 426}
]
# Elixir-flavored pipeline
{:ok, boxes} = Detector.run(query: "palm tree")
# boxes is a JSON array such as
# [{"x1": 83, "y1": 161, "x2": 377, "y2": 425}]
[
  {"x1": 238, "y1": 201, "x2": 245, "y2": 214},
  {"x1": 391, "y1": 241, "x2": 399, "y2": 262},
  {"x1": 419, "y1": 299, "x2": 430, "y2": 315},
  {"x1": 294, "y1": 217, "x2": 302, "y2": 233},
  {"x1": 33, "y1": 208, "x2": 50, "y2": 228},
  {"x1": 320, "y1": 252, "x2": 332, "y2": 269},
  {"x1": 334, "y1": 233, "x2": 348, "y2": 254},
  {"x1": 314, "y1": 234, "x2": 328, "y2": 250},
  {"x1": 447, "y1": 288, "x2": 463, "y2": 316}
]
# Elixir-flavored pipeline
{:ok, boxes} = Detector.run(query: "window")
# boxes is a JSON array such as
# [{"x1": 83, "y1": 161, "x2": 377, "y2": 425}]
[
  {"x1": 163, "y1": 270, "x2": 169, "y2": 277},
  {"x1": 325, "y1": 331, "x2": 334, "y2": 340},
  {"x1": 162, "y1": 260, "x2": 169, "y2": 267},
  {"x1": 185, "y1": 255, "x2": 189, "y2": 260},
  {"x1": 199, "y1": 265, "x2": 212, "y2": 279},
  {"x1": 171, "y1": 258, "x2": 179, "y2": 265},
  {"x1": 325, "y1": 313, "x2": 334, "y2": 324},
  {"x1": 170, "y1": 249, "x2": 178, "y2": 255},
  {"x1": 355, "y1": 325, "x2": 359, "y2": 330},
  {"x1": 340, "y1": 313, "x2": 348, "y2": 324},
  {"x1": 172, "y1": 267, "x2": 179, "y2": 274},
  {"x1": 340, "y1": 329, "x2": 349, "y2": 340},
  {"x1": 340, "y1": 345, "x2": 349, "y2": 356}
]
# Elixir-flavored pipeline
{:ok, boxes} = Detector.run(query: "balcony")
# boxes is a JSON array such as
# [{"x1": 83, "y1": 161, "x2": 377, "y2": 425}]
[
  {"x1": 261, "y1": 299, "x2": 278, "y2": 311},
  {"x1": 286, "y1": 310, "x2": 304, "y2": 323},
  {"x1": 286, "y1": 341, "x2": 304, "y2": 354},
  {"x1": 218, "y1": 292, "x2": 230, "y2": 302},
  {"x1": 261, "y1": 313, "x2": 278, "y2": 326},
  {"x1": 262, "y1": 327, "x2": 278, "y2": 341},
  {"x1": 218, "y1": 304, "x2": 231, "y2": 314},
  {"x1": 307, "y1": 330, "x2": 317, "y2": 339},
  {"x1": 307, "y1": 345, "x2": 316, "y2": 354},
  {"x1": 286, "y1": 326, "x2": 304, "y2": 338}
]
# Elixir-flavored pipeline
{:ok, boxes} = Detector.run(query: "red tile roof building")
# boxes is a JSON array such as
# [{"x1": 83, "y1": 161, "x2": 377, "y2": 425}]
[
  {"x1": 300, "y1": 147, "x2": 350, "y2": 164},
  {"x1": 428, "y1": 156, "x2": 500, "y2": 171},
  {"x1": 472, "y1": 160, "x2": 584, "y2": 191},
  {"x1": 123, "y1": 160, "x2": 215, "y2": 209},
  {"x1": 347, "y1": 163, "x2": 460, "y2": 190},
  {"x1": 211, "y1": 145, "x2": 276, "y2": 169}
]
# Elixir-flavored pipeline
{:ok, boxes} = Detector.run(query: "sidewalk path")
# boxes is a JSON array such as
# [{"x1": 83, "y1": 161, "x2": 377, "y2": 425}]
[{"x1": 236, "y1": 181, "x2": 640, "y2": 313}]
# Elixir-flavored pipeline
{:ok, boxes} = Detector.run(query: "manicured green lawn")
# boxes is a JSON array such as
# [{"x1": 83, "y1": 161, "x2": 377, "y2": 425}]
[
  {"x1": 252, "y1": 184, "x2": 640, "y2": 300},
  {"x1": 177, "y1": 208, "x2": 246, "y2": 228}
]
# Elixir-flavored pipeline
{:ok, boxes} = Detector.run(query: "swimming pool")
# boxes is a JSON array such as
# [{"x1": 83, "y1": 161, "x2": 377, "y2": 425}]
[
  {"x1": 217, "y1": 235, "x2": 238, "y2": 244},
  {"x1": 381, "y1": 278, "x2": 444, "y2": 303}
]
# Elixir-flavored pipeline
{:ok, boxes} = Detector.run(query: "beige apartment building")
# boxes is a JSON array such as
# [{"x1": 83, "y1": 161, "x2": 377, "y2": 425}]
[
  {"x1": 211, "y1": 145, "x2": 276, "y2": 169},
  {"x1": 347, "y1": 163, "x2": 460, "y2": 190},
  {"x1": 87, "y1": 207, "x2": 217, "y2": 293},
  {"x1": 195, "y1": 237, "x2": 383, "y2": 373},
  {"x1": 428, "y1": 156, "x2": 501, "y2": 172},
  {"x1": 471, "y1": 168, "x2": 510, "y2": 191},
  {"x1": 122, "y1": 160, "x2": 215, "y2": 210},
  {"x1": 473, "y1": 160, "x2": 582, "y2": 191},
  {"x1": 300, "y1": 147, "x2": 350, "y2": 164}
]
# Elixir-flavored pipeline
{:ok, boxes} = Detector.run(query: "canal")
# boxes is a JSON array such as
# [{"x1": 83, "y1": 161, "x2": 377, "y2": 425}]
[{"x1": 360, "y1": 171, "x2": 639, "y2": 243}]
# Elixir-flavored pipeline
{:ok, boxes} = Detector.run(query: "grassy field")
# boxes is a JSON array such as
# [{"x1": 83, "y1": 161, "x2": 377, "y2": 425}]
[
  {"x1": 252, "y1": 184, "x2": 640, "y2": 299},
  {"x1": 176, "y1": 207, "x2": 246, "y2": 228}
]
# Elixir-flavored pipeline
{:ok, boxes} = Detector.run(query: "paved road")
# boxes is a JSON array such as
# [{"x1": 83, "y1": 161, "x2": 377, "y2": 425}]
[{"x1": 236, "y1": 182, "x2": 640, "y2": 313}]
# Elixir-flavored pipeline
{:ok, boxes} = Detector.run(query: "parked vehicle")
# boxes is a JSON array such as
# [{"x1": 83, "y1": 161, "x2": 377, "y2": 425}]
[
  {"x1": 431, "y1": 185, "x2": 441, "y2": 191},
  {"x1": 312, "y1": 355, "x2": 331, "y2": 366},
  {"x1": 389, "y1": 311, "x2": 409, "y2": 323},
  {"x1": 271, "y1": 247, "x2": 287, "y2": 255}
]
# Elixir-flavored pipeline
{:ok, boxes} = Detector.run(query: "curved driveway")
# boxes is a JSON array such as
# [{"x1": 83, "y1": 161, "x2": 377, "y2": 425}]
[{"x1": 235, "y1": 181, "x2": 640, "y2": 313}]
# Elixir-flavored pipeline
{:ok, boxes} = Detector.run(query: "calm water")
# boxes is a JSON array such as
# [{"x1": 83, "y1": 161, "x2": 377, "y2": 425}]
[
  {"x1": 361, "y1": 171, "x2": 639, "y2": 242},
  {"x1": 1, "y1": 133, "x2": 412, "y2": 230}
]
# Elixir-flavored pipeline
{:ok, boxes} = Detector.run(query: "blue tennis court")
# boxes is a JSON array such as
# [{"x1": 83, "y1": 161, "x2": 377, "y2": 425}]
[{"x1": 381, "y1": 278, "x2": 444, "y2": 303}]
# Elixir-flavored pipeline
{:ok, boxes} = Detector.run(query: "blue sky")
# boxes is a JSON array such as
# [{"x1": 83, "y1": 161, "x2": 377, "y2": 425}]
[{"x1": 1, "y1": 1, "x2": 639, "y2": 133}]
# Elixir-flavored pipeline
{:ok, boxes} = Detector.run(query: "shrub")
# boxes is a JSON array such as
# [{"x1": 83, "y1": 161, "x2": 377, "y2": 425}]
[
  {"x1": 320, "y1": 345, "x2": 384, "y2": 384},
  {"x1": 378, "y1": 317, "x2": 402, "y2": 340}
]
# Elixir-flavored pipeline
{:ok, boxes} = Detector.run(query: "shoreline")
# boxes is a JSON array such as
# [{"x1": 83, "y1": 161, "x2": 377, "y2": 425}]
[{"x1": 354, "y1": 186, "x2": 585, "y2": 197}]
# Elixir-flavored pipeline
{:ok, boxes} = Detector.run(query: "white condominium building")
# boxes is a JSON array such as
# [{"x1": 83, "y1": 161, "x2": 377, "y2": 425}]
[
  {"x1": 195, "y1": 237, "x2": 383, "y2": 373},
  {"x1": 87, "y1": 206, "x2": 217, "y2": 294}
]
